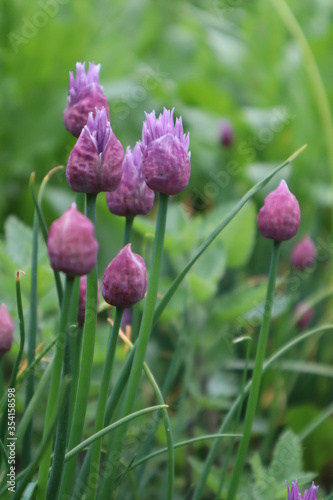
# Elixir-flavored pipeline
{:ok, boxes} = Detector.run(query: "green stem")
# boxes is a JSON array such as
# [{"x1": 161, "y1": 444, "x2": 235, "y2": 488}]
[
  {"x1": 226, "y1": 241, "x2": 281, "y2": 500},
  {"x1": 22, "y1": 210, "x2": 39, "y2": 469},
  {"x1": 270, "y1": 0, "x2": 333, "y2": 177},
  {"x1": 72, "y1": 346, "x2": 136, "y2": 499},
  {"x1": 193, "y1": 241, "x2": 282, "y2": 500},
  {"x1": 99, "y1": 193, "x2": 169, "y2": 499},
  {"x1": 46, "y1": 282, "x2": 74, "y2": 499},
  {"x1": 36, "y1": 276, "x2": 75, "y2": 500},
  {"x1": 86, "y1": 307, "x2": 124, "y2": 500},
  {"x1": 123, "y1": 217, "x2": 134, "y2": 246},
  {"x1": 59, "y1": 193, "x2": 98, "y2": 497},
  {"x1": 0, "y1": 359, "x2": 3, "y2": 405}
]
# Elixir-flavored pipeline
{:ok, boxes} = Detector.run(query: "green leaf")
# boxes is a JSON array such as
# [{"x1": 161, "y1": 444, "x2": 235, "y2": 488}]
[
  {"x1": 188, "y1": 243, "x2": 226, "y2": 301},
  {"x1": 269, "y1": 430, "x2": 302, "y2": 482}
]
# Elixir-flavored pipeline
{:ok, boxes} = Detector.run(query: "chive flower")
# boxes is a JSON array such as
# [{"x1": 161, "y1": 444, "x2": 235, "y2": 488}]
[
  {"x1": 0, "y1": 304, "x2": 14, "y2": 355},
  {"x1": 63, "y1": 62, "x2": 109, "y2": 137},
  {"x1": 257, "y1": 180, "x2": 301, "y2": 241},
  {"x1": 291, "y1": 236, "x2": 317, "y2": 270},
  {"x1": 106, "y1": 143, "x2": 155, "y2": 217},
  {"x1": 293, "y1": 302, "x2": 314, "y2": 330},
  {"x1": 219, "y1": 119, "x2": 234, "y2": 147},
  {"x1": 102, "y1": 244, "x2": 147, "y2": 309},
  {"x1": 47, "y1": 203, "x2": 99, "y2": 277},
  {"x1": 287, "y1": 480, "x2": 318, "y2": 499},
  {"x1": 140, "y1": 107, "x2": 191, "y2": 195},
  {"x1": 66, "y1": 108, "x2": 124, "y2": 193},
  {"x1": 78, "y1": 276, "x2": 101, "y2": 325}
]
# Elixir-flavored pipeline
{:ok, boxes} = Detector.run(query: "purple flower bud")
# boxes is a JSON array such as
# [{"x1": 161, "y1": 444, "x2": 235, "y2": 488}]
[
  {"x1": 63, "y1": 62, "x2": 109, "y2": 137},
  {"x1": 219, "y1": 119, "x2": 234, "y2": 147},
  {"x1": 287, "y1": 480, "x2": 318, "y2": 500},
  {"x1": 78, "y1": 276, "x2": 101, "y2": 326},
  {"x1": 47, "y1": 203, "x2": 99, "y2": 277},
  {"x1": 0, "y1": 304, "x2": 14, "y2": 355},
  {"x1": 257, "y1": 180, "x2": 301, "y2": 241},
  {"x1": 66, "y1": 108, "x2": 124, "y2": 194},
  {"x1": 140, "y1": 107, "x2": 191, "y2": 195},
  {"x1": 291, "y1": 236, "x2": 317, "y2": 270},
  {"x1": 293, "y1": 302, "x2": 314, "y2": 330},
  {"x1": 102, "y1": 244, "x2": 147, "y2": 309},
  {"x1": 106, "y1": 144, "x2": 155, "y2": 217}
]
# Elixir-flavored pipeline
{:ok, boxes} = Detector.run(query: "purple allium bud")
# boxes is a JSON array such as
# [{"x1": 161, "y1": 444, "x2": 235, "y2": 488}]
[
  {"x1": 140, "y1": 107, "x2": 191, "y2": 195},
  {"x1": 291, "y1": 236, "x2": 317, "y2": 270},
  {"x1": 0, "y1": 304, "x2": 14, "y2": 355},
  {"x1": 102, "y1": 244, "x2": 147, "y2": 309},
  {"x1": 293, "y1": 302, "x2": 314, "y2": 330},
  {"x1": 121, "y1": 308, "x2": 133, "y2": 329},
  {"x1": 257, "y1": 180, "x2": 301, "y2": 241},
  {"x1": 219, "y1": 119, "x2": 234, "y2": 147},
  {"x1": 66, "y1": 108, "x2": 124, "y2": 194},
  {"x1": 287, "y1": 480, "x2": 318, "y2": 500},
  {"x1": 106, "y1": 144, "x2": 155, "y2": 217},
  {"x1": 63, "y1": 62, "x2": 109, "y2": 137},
  {"x1": 78, "y1": 276, "x2": 101, "y2": 326},
  {"x1": 47, "y1": 203, "x2": 99, "y2": 277}
]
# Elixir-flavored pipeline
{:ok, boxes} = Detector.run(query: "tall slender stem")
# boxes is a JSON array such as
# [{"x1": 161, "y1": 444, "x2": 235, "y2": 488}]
[
  {"x1": 59, "y1": 193, "x2": 98, "y2": 497},
  {"x1": 86, "y1": 307, "x2": 123, "y2": 499},
  {"x1": 99, "y1": 193, "x2": 169, "y2": 499},
  {"x1": 22, "y1": 210, "x2": 38, "y2": 468},
  {"x1": 123, "y1": 217, "x2": 134, "y2": 246},
  {"x1": 226, "y1": 241, "x2": 281, "y2": 500},
  {"x1": 36, "y1": 275, "x2": 74, "y2": 500}
]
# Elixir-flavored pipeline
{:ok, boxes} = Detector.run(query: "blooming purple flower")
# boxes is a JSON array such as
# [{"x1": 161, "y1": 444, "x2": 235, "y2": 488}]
[
  {"x1": 106, "y1": 144, "x2": 155, "y2": 217},
  {"x1": 257, "y1": 180, "x2": 301, "y2": 241},
  {"x1": 102, "y1": 244, "x2": 147, "y2": 309},
  {"x1": 47, "y1": 203, "x2": 99, "y2": 277},
  {"x1": 0, "y1": 304, "x2": 14, "y2": 355},
  {"x1": 219, "y1": 119, "x2": 234, "y2": 147},
  {"x1": 78, "y1": 276, "x2": 101, "y2": 326},
  {"x1": 287, "y1": 480, "x2": 318, "y2": 500},
  {"x1": 63, "y1": 62, "x2": 109, "y2": 137},
  {"x1": 140, "y1": 107, "x2": 191, "y2": 195},
  {"x1": 66, "y1": 108, "x2": 124, "y2": 193},
  {"x1": 292, "y1": 236, "x2": 317, "y2": 270}
]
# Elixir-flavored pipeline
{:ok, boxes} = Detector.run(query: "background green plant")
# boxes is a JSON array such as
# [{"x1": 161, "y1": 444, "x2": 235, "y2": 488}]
[{"x1": 1, "y1": 0, "x2": 333, "y2": 497}]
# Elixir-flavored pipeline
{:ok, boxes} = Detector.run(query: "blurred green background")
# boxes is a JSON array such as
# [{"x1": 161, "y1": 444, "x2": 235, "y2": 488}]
[{"x1": 1, "y1": 0, "x2": 333, "y2": 495}]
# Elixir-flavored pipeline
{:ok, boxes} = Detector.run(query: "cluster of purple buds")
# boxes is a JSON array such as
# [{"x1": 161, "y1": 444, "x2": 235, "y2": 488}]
[
  {"x1": 66, "y1": 108, "x2": 124, "y2": 194},
  {"x1": 47, "y1": 203, "x2": 99, "y2": 277},
  {"x1": 287, "y1": 480, "x2": 318, "y2": 500},
  {"x1": 102, "y1": 244, "x2": 147, "y2": 309},
  {"x1": 0, "y1": 304, "x2": 14, "y2": 355},
  {"x1": 140, "y1": 107, "x2": 191, "y2": 195},
  {"x1": 257, "y1": 180, "x2": 301, "y2": 241},
  {"x1": 106, "y1": 143, "x2": 155, "y2": 217},
  {"x1": 63, "y1": 62, "x2": 109, "y2": 137}
]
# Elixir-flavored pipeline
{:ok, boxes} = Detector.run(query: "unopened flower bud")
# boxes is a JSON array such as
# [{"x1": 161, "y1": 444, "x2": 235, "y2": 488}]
[
  {"x1": 257, "y1": 180, "x2": 300, "y2": 241},
  {"x1": 0, "y1": 304, "x2": 14, "y2": 355},
  {"x1": 78, "y1": 276, "x2": 101, "y2": 325},
  {"x1": 47, "y1": 203, "x2": 99, "y2": 277},
  {"x1": 66, "y1": 108, "x2": 124, "y2": 193},
  {"x1": 63, "y1": 62, "x2": 109, "y2": 137},
  {"x1": 140, "y1": 107, "x2": 191, "y2": 195},
  {"x1": 293, "y1": 302, "x2": 314, "y2": 330},
  {"x1": 291, "y1": 236, "x2": 316, "y2": 270},
  {"x1": 102, "y1": 244, "x2": 147, "y2": 309},
  {"x1": 106, "y1": 144, "x2": 155, "y2": 217},
  {"x1": 219, "y1": 119, "x2": 234, "y2": 147}
]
